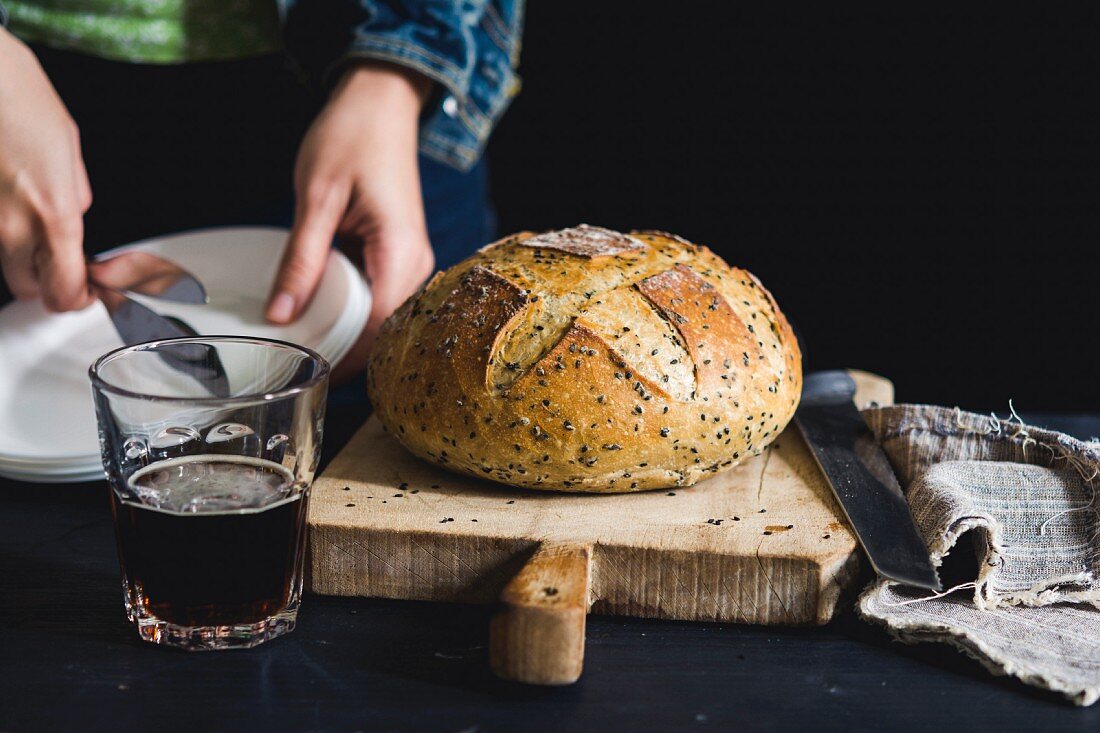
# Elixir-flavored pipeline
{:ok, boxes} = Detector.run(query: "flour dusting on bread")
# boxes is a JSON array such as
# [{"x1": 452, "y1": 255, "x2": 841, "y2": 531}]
[{"x1": 521, "y1": 224, "x2": 647, "y2": 258}]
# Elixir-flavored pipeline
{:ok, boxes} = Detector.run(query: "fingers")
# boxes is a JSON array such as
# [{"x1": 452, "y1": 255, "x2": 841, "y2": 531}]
[
  {"x1": 267, "y1": 182, "x2": 349, "y2": 324},
  {"x1": 70, "y1": 122, "x2": 93, "y2": 214},
  {"x1": 0, "y1": 202, "x2": 88, "y2": 309},
  {"x1": 0, "y1": 234, "x2": 40, "y2": 300},
  {"x1": 22, "y1": 123, "x2": 91, "y2": 310},
  {"x1": 34, "y1": 211, "x2": 90, "y2": 311},
  {"x1": 362, "y1": 229, "x2": 435, "y2": 339},
  {"x1": 0, "y1": 39, "x2": 92, "y2": 310},
  {"x1": 74, "y1": 151, "x2": 93, "y2": 215},
  {"x1": 328, "y1": 230, "x2": 434, "y2": 383},
  {"x1": 87, "y1": 251, "x2": 178, "y2": 293}
]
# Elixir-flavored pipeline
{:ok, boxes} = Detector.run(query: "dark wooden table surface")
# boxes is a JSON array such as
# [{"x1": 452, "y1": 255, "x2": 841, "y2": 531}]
[{"x1": 2, "y1": 406, "x2": 1098, "y2": 733}]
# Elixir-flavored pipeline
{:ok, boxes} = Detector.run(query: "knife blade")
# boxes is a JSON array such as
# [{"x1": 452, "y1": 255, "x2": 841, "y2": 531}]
[
  {"x1": 86, "y1": 250, "x2": 209, "y2": 344},
  {"x1": 795, "y1": 370, "x2": 940, "y2": 590},
  {"x1": 90, "y1": 283, "x2": 193, "y2": 344},
  {"x1": 87, "y1": 255, "x2": 229, "y2": 397},
  {"x1": 88, "y1": 250, "x2": 208, "y2": 305}
]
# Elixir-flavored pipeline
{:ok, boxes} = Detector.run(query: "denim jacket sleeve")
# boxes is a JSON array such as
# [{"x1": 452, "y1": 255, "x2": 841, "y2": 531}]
[{"x1": 282, "y1": 0, "x2": 524, "y2": 172}]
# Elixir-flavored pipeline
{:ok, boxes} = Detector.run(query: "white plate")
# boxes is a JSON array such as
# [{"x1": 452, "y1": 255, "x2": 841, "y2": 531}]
[
  {"x1": 0, "y1": 227, "x2": 369, "y2": 480},
  {"x1": 0, "y1": 466, "x2": 104, "y2": 484},
  {"x1": 0, "y1": 458, "x2": 100, "y2": 472}
]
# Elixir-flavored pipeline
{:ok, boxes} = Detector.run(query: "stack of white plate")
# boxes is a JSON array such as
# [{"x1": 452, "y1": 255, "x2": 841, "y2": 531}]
[{"x1": 0, "y1": 227, "x2": 371, "y2": 483}]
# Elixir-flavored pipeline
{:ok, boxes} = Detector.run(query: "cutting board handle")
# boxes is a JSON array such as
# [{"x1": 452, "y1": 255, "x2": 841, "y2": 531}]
[{"x1": 489, "y1": 542, "x2": 593, "y2": 684}]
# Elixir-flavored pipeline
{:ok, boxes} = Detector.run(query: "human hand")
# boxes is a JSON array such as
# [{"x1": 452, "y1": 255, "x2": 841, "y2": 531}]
[
  {"x1": 0, "y1": 27, "x2": 93, "y2": 310},
  {"x1": 266, "y1": 62, "x2": 435, "y2": 380}
]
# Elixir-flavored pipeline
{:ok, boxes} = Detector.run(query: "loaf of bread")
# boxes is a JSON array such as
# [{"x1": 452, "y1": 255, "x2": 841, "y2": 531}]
[{"x1": 368, "y1": 225, "x2": 802, "y2": 492}]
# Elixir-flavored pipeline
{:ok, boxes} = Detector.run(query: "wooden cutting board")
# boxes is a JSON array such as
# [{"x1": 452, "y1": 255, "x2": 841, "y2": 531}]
[{"x1": 307, "y1": 370, "x2": 892, "y2": 684}]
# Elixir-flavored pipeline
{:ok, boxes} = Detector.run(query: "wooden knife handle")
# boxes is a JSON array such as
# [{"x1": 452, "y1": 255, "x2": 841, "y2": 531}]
[
  {"x1": 489, "y1": 542, "x2": 593, "y2": 685},
  {"x1": 848, "y1": 369, "x2": 895, "y2": 408}
]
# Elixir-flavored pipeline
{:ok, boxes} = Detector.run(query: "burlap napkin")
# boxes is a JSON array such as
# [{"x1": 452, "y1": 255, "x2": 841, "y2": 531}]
[{"x1": 858, "y1": 405, "x2": 1100, "y2": 705}]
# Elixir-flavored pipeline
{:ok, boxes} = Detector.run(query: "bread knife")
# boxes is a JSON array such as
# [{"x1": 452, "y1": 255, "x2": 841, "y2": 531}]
[{"x1": 795, "y1": 370, "x2": 940, "y2": 590}]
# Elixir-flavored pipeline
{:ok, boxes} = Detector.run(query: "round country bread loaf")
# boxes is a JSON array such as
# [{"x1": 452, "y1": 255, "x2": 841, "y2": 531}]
[{"x1": 367, "y1": 225, "x2": 802, "y2": 493}]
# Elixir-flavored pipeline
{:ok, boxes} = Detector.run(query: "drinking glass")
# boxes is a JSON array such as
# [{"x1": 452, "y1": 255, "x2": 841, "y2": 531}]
[{"x1": 89, "y1": 337, "x2": 329, "y2": 650}]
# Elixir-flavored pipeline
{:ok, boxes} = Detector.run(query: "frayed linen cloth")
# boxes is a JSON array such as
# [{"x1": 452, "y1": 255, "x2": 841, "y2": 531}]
[{"x1": 858, "y1": 405, "x2": 1100, "y2": 705}]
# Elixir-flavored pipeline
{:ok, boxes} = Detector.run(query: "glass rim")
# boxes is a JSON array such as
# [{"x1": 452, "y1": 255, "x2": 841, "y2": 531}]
[{"x1": 88, "y1": 335, "x2": 331, "y2": 405}]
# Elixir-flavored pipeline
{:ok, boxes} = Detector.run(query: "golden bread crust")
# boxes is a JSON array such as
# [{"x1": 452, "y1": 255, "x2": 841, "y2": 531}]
[{"x1": 368, "y1": 225, "x2": 802, "y2": 492}]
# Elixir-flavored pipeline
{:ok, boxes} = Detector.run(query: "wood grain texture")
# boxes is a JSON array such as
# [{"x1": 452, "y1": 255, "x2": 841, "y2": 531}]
[
  {"x1": 489, "y1": 543, "x2": 591, "y2": 684},
  {"x1": 307, "y1": 370, "x2": 892, "y2": 627}
]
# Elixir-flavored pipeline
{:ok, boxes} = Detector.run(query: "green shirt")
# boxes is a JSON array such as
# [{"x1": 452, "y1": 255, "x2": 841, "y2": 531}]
[{"x1": 6, "y1": 0, "x2": 282, "y2": 64}]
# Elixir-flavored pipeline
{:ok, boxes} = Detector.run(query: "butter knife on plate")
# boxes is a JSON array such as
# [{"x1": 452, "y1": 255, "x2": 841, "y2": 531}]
[
  {"x1": 87, "y1": 251, "x2": 229, "y2": 396},
  {"x1": 87, "y1": 250, "x2": 208, "y2": 341},
  {"x1": 795, "y1": 370, "x2": 940, "y2": 590}
]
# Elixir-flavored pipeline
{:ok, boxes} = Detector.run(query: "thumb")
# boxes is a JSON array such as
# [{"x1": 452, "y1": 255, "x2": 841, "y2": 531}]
[{"x1": 266, "y1": 184, "x2": 347, "y2": 324}]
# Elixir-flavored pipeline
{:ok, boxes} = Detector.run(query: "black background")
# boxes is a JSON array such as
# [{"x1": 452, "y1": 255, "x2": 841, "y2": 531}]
[{"x1": 488, "y1": 5, "x2": 1096, "y2": 412}]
